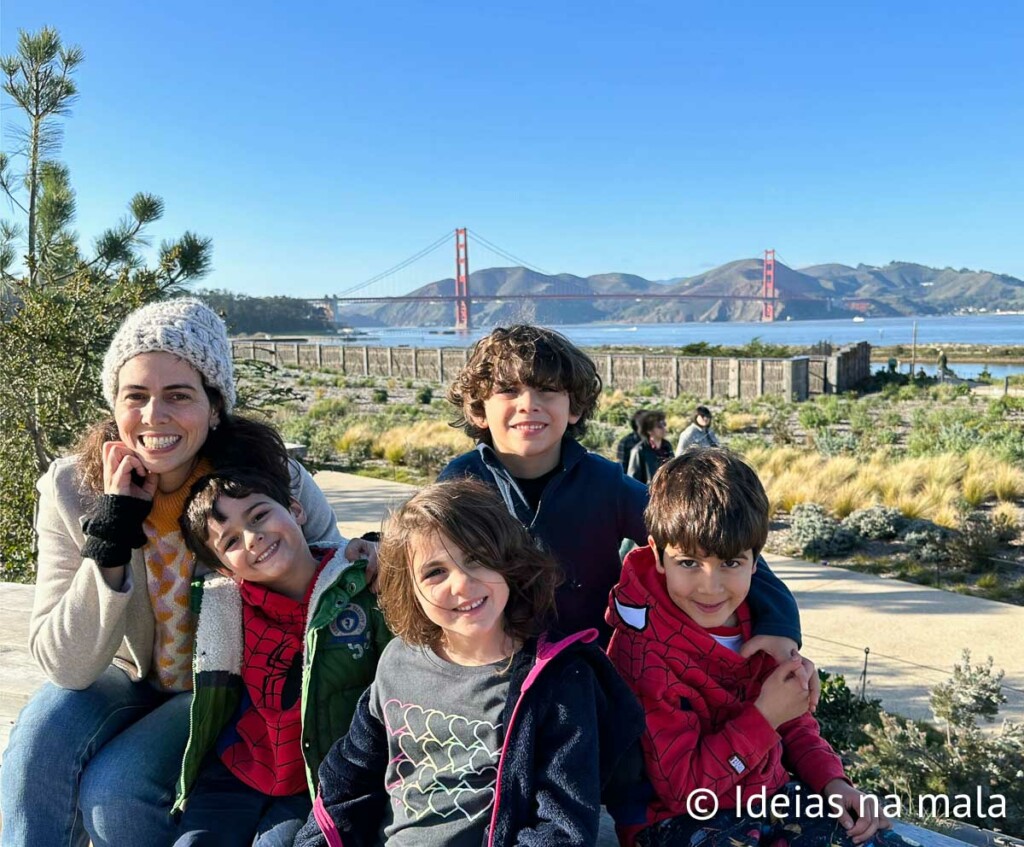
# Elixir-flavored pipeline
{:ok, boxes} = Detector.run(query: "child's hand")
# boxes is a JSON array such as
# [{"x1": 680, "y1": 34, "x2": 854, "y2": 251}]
[
  {"x1": 824, "y1": 779, "x2": 891, "y2": 844},
  {"x1": 754, "y1": 656, "x2": 812, "y2": 728},
  {"x1": 344, "y1": 538, "x2": 379, "y2": 592},
  {"x1": 742, "y1": 637, "x2": 821, "y2": 712},
  {"x1": 102, "y1": 441, "x2": 157, "y2": 500}
]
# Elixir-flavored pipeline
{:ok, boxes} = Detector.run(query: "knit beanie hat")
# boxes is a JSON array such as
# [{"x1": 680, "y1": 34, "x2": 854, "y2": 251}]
[{"x1": 102, "y1": 298, "x2": 236, "y2": 413}]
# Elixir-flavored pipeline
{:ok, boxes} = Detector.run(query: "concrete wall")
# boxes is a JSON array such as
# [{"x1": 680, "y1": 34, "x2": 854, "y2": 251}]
[{"x1": 231, "y1": 341, "x2": 857, "y2": 402}]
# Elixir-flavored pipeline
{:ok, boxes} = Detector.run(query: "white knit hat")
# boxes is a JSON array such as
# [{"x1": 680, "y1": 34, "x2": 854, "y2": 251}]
[{"x1": 102, "y1": 298, "x2": 236, "y2": 413}]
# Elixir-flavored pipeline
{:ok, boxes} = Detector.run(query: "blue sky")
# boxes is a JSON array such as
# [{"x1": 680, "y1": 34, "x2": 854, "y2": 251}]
[{"x1": 2, "y1": 0, "x2": 1022, "y2": 297}]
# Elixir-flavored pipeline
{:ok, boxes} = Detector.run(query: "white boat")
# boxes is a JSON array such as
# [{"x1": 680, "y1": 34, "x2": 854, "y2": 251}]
[{"x1": 852, "y1": 316, "x2": 866, "y2": 323}]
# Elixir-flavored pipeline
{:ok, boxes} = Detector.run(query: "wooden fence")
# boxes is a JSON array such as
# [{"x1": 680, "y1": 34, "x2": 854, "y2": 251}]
[{"x1": 231, "y1": 341, "x2": 874, "y2": 401}]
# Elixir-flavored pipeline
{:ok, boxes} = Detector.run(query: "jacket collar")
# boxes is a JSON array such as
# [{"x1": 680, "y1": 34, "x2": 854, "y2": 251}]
[{"x1": 474, "y1": 438, "x2": 586, "y2": 524}]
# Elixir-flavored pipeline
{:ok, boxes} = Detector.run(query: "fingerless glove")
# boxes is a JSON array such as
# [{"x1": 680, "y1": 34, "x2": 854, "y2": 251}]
[{"x1": 82, "y1": 495, "x2": 153, "y2": 568}]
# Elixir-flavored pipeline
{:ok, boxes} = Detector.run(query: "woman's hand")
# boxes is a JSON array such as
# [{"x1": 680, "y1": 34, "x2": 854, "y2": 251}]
[
  {"x1": 102, "y1": 441, "x2": 158, "y2": 500},
  {"x1": 825, "y1": 779, "x2": 891, "y2": 843}
]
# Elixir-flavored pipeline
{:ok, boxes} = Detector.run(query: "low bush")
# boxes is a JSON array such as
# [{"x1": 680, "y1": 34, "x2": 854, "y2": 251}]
[
  {"x1": 414, "y1": 386, "x2": 433, "y2": 404},
  {"x1": 371, "y1": 387, "x2": 389, "y2": 404},
  {"x1": 841, "y1": 505, "x2": 905, "y2": 540},
  {"x1": 789, "y1": 503, "x2": 857, "y2": 558}
]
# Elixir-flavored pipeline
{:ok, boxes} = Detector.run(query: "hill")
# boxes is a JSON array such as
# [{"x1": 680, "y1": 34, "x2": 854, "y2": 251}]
[{"x1": 338, "y1": 260, "x2": 1024, "y2": 327}]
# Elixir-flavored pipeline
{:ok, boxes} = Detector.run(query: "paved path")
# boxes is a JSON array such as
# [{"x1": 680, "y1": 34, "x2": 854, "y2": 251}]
[{"x1": 2, "y1": 471, "x2": 1021, "y2": 758}]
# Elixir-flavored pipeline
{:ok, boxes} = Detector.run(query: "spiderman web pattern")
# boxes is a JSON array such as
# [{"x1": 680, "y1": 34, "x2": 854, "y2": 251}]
[
  {"x1": 220, "y1": 588, "x2": 306, "y2": 795},
  {"x1": 382, "y1": 698, "x2": 502, "y2": 823}
]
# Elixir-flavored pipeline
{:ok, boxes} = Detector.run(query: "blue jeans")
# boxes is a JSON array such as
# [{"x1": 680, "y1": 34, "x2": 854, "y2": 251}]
[
  {"x1": 174, "y1": 756, "x2": 312, "y2": 847},
  {"x1": 0, "y1": 665, "x2": 191, "y2": 847}
]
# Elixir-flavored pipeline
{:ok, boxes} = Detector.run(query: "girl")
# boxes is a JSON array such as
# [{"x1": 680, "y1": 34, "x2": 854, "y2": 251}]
[
  {"x1": 294, "y1": 478, "x2": 646, "y2": 847},
  {"x1": 0, "y1": 299, "x2": 365, "y2": 847}
]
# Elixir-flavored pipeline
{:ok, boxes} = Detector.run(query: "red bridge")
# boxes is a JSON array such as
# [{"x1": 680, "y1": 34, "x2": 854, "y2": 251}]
[{"x1": 310, "y1": 230, "x2": 835, "y2": 331}]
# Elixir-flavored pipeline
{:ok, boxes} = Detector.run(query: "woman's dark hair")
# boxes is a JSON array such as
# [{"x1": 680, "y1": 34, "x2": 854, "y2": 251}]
[
  {"x1": 376, "y1": 479, "x2": 562, "y2": 649},
  {"x1": 694, "y1": 405, "x2": 713, "y2": 424},
  {"x1": 74, "y1": 383, "x2": 291, "y2": 496}
]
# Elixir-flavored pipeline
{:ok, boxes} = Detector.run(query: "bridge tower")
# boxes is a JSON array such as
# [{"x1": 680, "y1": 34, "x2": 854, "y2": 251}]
[
  {"x1": 455, "y1": 227, "x2": 471, "y2": 331},
  {"x1": 761, "y1": 248, "x2": 776, "y2": 322}
]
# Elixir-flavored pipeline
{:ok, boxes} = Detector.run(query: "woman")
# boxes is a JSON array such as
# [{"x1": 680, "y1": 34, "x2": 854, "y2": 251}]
[
  {"x1": 0, "y1": 299, "x2": 352, "y2": 847},
  {"x1": 626, "y1": 409, "x2": 674, "y2": 485},
  {"x1": 675, "y1": 404, "x2": 720, "y2": 455}
]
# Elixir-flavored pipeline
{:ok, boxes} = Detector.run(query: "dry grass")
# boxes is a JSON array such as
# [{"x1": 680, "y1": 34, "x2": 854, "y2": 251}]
[
  {"x1": 992, "y1": 465, "x2": 1024, "y2": 502},
  {"x1": 722, "y1": 412, "x2": 756, "y2": 433},
  {"x1": 743, "y1": 445, "x2": 1023, "y2": 521},
  {"x1": 373, "y1": 420, "x2": 472, "y2": 463}
]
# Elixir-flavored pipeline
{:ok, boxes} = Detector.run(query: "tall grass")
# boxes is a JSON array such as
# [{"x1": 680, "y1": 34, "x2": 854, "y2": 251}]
[{"x1": 740, "y1": 445, "x2": 1023, "y2": 521}]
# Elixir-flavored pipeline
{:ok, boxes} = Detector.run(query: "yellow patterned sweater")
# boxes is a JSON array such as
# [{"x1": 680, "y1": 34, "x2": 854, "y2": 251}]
[{"x1": 143, "y1": 459, "x2": 212, "y2": 692}]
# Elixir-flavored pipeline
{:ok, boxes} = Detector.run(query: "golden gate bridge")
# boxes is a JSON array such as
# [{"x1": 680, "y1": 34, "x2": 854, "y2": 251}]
[{"x1": 310, "y1": 229, "x2": 858, "y2": 331}]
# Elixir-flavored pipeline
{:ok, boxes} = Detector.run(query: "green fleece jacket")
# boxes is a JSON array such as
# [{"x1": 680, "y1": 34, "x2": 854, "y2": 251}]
[{"x1": 173, "y1": 554, "x2": 390, "y2": 812}]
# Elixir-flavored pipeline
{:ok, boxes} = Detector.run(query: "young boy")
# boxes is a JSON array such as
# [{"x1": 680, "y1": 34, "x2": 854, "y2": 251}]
[
  {"x1": 607, "y1": 449, "x2": 902, "y2": 847},
  {"x1": 439, "y1": 324, "x2": 803, "y2": 655},
  {"x1": 173, "y1": 468, "x2": 390, "y2": 847}
]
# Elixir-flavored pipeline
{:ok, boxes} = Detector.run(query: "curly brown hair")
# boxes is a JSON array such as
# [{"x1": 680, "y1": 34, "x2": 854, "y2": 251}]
[
  {"x1": 376, "y1": 479, "x2": 562, "y2": 649},
  {"x1": 646, "y1": 447, "x2": 770, "y2": 560},
  {"x1": 445, "y1": 325, "x2": 602, "y2": 444}
]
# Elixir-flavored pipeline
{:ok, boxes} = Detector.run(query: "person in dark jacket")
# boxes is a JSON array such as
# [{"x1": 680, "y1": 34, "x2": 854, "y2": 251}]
[
  {"x1": 438, "y1": 325, "x2": 808, "y2": 664},
  {"x1": 626, "y1": 410, "x2": 674, "y2": 485},
  {"x1": 294, "y1": 480, "x2": 645, "y2": 847},
  {"x1": 615, "y1": 409, "x2": 646, "y2": 472}
]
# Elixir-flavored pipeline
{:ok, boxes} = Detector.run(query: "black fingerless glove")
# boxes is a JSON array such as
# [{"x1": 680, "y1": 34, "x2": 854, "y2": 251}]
[{"x1": 82, "y1": 495, "x2": 154, "y2": 569}]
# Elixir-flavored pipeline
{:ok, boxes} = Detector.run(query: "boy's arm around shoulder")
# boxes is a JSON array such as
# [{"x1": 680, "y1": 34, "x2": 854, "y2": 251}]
[
  {"x1": 606, "y1": 632, "x2": 778, "y2": 811},
  {"x1": 747, "y1": 557, "x2": 802, "y2": 648},
  {"x1": 293, "y1": 686, "x2": 389, "y2": 847},
  {"x1": 616, "y1": 466, "x2": 650, "y2": 546}
]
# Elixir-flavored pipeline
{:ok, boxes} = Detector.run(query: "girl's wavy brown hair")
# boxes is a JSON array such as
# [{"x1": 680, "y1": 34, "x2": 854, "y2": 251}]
[
  {"x1": 445, "y1": 325, "x2": 602, "y2": 444},
  {"x1": 376, "y1": 479, "x2": 562, "y2": 648}
]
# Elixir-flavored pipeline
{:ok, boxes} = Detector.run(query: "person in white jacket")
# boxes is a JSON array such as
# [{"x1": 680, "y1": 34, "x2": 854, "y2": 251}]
[{"x1": 675, "y1": 405, "x2": 720, "y2": 455}]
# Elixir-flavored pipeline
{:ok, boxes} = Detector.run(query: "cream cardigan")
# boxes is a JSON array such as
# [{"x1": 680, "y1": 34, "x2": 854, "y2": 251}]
[{"x1": 29, "y1": 457, "x2": 343, "y2": 690}]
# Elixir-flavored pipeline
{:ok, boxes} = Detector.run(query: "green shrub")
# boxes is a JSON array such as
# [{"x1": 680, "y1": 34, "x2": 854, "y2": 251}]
[
  {"x1": 414, "y1": 386, "x2": 433, "y2": 404},
  {"x1": 813, "y1": 427, "x2": 858, "y2": 456},
  {"x1": 815, "y1": 670, "x2": 883, "y2": 755},
  {"x1": 307, "y1": 397, "x2": 351, "y2": 419},
  {"x1": 842, "y1": 506, "x2": 905, "y2": 540},
  {"x1": 634, "y1": 380, "x2": 661, "y2": 397},
  {"x1": 371, "y1": 388, "x2": 389, "y2": 404},
  {"x1": 789, "y1": 503, "x2": 857, "y2": 558}
]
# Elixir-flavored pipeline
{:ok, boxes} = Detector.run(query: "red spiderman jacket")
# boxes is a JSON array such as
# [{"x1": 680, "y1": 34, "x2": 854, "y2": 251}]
[{"x1": 606, "y1": 545, "x2": 846, "y2": 837}]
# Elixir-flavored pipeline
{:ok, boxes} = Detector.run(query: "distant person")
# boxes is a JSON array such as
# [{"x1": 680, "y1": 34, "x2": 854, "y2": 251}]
[
  {"x1": 616, "y1": 409, "x2": 646, "y2": 473},
  {"x1": 627, "y1": 410, "x2": 674, "y2": 485},
  {"x1": 675, "y1": 404, "x2": 720, "y2": 455},
  {"x1": 937, "y1": 349, "x2": 948, "y2": 379},
  {"x1": 608, "y1": 449, "x2": 905, "y2": 847}
]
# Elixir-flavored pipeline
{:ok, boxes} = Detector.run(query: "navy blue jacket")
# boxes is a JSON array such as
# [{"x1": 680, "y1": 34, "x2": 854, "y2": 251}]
[
  {"x1": 295, "y1": 631, "x2": 647, "y2": 847},
  {"x1": 438, "y1": 439, "x2": 801, "y2": 645}
]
